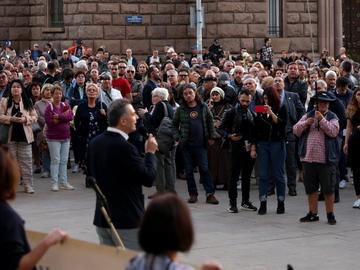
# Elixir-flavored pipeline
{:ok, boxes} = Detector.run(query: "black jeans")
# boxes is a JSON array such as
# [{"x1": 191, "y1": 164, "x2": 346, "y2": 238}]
[
  {"x1": 285, "y1": 140, "x2": 297, "y2": 192},
  {"x1": 228, "y1": 142, "x2": 255, "y2": 206}
]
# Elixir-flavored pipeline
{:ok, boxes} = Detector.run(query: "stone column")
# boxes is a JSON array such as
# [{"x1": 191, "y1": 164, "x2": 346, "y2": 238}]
[
  {"x1": 334, "y1": 0, "x2": 343, "y2": 55},
  {"x1": 318, "y1": 0, "x2": 338, "y2": 56}
]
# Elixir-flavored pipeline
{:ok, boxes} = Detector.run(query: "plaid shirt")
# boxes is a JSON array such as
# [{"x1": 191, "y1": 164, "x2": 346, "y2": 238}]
[{"x1": 293, "y1": 113, "x2": 339, "y2": 163}]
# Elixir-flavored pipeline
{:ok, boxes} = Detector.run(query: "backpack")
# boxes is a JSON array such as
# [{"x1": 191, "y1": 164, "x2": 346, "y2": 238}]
[{"x1": 156, "y1": 102, "x2": 175, "y2": 154}]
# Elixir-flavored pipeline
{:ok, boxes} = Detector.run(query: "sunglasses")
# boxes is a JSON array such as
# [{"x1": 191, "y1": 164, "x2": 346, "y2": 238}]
[{"x1": 127, "y1": 70, "x2": 135, "y2": 73}]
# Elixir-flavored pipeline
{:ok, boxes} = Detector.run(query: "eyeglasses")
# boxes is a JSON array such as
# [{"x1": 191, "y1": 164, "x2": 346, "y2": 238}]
[
  {"x1": 179, "y1": 74, "x2": 188, "y2": 77},
  {"x1": 211, "y1": 92, "x2": 220, "y2": 96},
  {"x1": 119, "y1": 66, "x2": 127, "y2": 69},
  {"x1": 127, "y1": 70, "x2": 135, "y2": 73}
]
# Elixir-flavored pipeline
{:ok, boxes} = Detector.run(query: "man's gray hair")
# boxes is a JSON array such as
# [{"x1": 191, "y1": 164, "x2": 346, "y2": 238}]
[
  {"x1": 126, "y1": 65, "x2": 136, "y2": 72},
  {"x1": 325, "y1": 70, "x2": 337, "y2": 79},
  {"x1": 152, "y1": 87, "x2": 169, "y2": 100},
  {"x1": 107, "y1": 99, "x2": 131, "y2": 127},
  {"x1": 75, "y1": 59, "x2": 88, "y2": 71},
  {"x1": 317, "y1": 79, "x2": 327, "y2": 89},
  {"x1": 234, "y1": 66, "x2": 245, "y2": 73},
  {"x1": 38, "y1": 60, "x2": 47, "y2": 72}
]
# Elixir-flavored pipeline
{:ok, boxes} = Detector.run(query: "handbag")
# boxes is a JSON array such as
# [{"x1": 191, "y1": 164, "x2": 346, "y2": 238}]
[
  {"x1": 0, "y1": 123, "x2": 10, "y2": 144},
  {"x1": 32, "y1": 121, "x2": 41, "y2": 133},
  {"x1": 0, "y1": 103, "x2": 9, "y2": 144}
]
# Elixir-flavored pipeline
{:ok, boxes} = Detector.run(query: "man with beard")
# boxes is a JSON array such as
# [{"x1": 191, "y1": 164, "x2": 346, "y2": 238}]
[
  {"x1": 220, "y1": 89, "x2": 257, "y2": 213},
  {"x1": 143, "y1": 66, "x2": 161, "y2": 109}
]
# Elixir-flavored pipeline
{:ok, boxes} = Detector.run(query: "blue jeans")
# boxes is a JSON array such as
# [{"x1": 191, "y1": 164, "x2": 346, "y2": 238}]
[
  {"x1": 257, "y1": 141, "x2": 286, "y2": 202},
  {"x1": 47, "y1": 139, "x2": 70, "y2": 184},
  {"x1": 182, "y1": 145, "x2": 215, "y2": 196}
]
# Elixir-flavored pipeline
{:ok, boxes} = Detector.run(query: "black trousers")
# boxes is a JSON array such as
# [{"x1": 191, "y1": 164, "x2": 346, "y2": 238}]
[{"x1": 228, "y1": 143, "x2": 255, "y2": 205}]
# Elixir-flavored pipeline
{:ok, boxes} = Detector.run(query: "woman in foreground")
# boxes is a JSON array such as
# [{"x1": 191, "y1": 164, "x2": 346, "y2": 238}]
[
  {"x1": 126, "y1": 194, "x2": 222, "y2": 270},
  {"x1": 0, "y1": 146, "x2": 67, "y2": 270}
]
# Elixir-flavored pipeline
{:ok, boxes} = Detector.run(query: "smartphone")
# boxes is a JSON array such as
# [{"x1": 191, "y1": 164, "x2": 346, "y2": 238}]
[
  {"x1": 254, "y1": 105, "x2": 266, "y2": 113},
  {"x1": 15, "y1": 111, "x2": 23, "y2": 117}
]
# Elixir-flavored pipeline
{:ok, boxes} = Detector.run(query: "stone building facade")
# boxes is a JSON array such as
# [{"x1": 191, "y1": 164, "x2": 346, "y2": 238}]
[{"x1": 0, "y1": 0, "x2": 343, "y2": 57}]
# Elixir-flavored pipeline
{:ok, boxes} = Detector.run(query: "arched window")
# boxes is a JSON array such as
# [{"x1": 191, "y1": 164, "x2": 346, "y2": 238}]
[
  {"x1": 268, "y1": 0, "x2": 283, "y2": 37},
  {"x1": 48, "y1": 0, "x2": 64, "y2": 28}
]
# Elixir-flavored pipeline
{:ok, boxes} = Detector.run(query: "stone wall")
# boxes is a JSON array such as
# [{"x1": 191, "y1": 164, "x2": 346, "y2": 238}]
[
  {"x1": 1, "y1": 0, "x2": 319, "y2": 56},
  {"x1": 0, "y1": 0, "x2": 32, "y2": 50}
]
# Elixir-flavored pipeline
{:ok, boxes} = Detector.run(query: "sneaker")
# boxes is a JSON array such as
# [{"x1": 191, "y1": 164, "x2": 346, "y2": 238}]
[
  {"x1": 24, "y1": 185, "x2": 35, "y2": 194},
  {"x1": 241, "y1": 201, "x2": 257, "y2": 211},
  {"x1": 339, "y1": 179, "x2": 347, "y2": 189},
  {"x1": 41, "y1": 171, "x2": 50, "y2": 178},
  {"x1": 352, "y1": 199, "x2": 360, "y2": 208},
  {"x1": 258, "y1": 201, "x2": 267, "y2": 215},
  {"x1": 72, "y1": 164, "x2": 79, "y2": 173},
  {"x1": 51, "y1": 183, "x2": 59, "y2": 192},
  {"x1": 327, "y1": 212, "x2": 336, "y2": 225},
  {"x1": 206, "y1": 194, "x2": 219, "y2": 205},
  {"x1": 60, "y1": 183, "x2": 75, "y2": 190},
  {"x1": 227, "y1": 205, "x2": 238, "y2": 213},
  {"x1": 299, "y1": 212, "x2": 319, "y2": 222},
  {"x1": 187, "y1": 194, "x2": 198, "y2": 204}
]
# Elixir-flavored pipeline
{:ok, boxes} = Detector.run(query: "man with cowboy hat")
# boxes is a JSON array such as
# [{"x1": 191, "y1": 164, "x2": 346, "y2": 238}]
[{"x1": 293, "y1": 91, "x2": 340, "y2": 225}]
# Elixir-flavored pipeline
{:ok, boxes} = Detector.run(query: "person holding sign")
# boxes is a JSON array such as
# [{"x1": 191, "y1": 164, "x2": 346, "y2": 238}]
[{"x1": 0, "y1": 146, "x2": 67, "y2": 270}]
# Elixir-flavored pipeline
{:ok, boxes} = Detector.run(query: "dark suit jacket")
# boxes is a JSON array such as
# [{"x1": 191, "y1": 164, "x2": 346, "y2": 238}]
[
  {"x1": 284, "y1": 76, "x2": 307, "y2": 106},
  {"x1": 283, "y1": 91, "x2": 305, "y2": 140},
  {"x1": 87, "y1": 130, "x2": 157, "y2": 229},
  {"x1": 142, "y1": 80, "x2": 157, "y2": 110}
]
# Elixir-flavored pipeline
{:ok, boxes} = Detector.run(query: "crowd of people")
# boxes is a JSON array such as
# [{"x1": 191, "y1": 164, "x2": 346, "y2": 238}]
[{"x1": 0, "y1": 38, "x2": 360, "y2": 223}]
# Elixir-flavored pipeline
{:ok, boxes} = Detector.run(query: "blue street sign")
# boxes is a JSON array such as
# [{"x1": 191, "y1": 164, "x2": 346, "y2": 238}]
[{"x1": 126, "y1": 16, "x2": 143, "y2": 24}]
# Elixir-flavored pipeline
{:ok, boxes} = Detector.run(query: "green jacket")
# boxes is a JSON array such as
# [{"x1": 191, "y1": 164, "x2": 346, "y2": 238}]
[{"x1": 172, "y1": 102, "x2": 215, "y2": 145}]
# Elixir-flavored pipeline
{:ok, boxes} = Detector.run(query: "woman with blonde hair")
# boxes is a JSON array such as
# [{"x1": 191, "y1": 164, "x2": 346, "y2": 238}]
[
  {"x1": 74, "y1": 83, "x2": 107, "y2": 180},
  {"x1": 34, "y1": 83, "x2": 53, "y2": 178},
  {"x1": 0, "y1": 80, "x2": 38, "y2": 194},
  {"x1": 343, "y1": 88, "x2": 360, "y2": 208}
]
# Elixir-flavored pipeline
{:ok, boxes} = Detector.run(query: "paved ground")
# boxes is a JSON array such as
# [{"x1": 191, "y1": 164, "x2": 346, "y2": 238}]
[{"x1": 12, "y1": 171, "x2": 360, "y2": 270}]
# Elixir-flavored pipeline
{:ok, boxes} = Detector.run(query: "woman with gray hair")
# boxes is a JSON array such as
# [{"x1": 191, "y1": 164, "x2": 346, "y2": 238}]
[{"x1": 138, "y1": 87, "x2": 176, "y2": 196}]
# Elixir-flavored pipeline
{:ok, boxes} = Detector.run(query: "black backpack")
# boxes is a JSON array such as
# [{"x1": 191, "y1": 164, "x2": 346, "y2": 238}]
[{"x1": 156, "y1": 102, "x2": 175, "y2": 154}]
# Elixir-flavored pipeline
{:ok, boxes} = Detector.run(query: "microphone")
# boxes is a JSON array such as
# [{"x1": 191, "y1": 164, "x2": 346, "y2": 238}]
[{"x1": 86, "y1": 176, "x2": 108, "y2": 207}]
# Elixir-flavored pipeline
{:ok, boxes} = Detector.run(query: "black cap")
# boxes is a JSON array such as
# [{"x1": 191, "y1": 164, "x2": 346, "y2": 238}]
[
  {"x1": 203, "y1": 76, "x2": 217, "y2": 82},
  {"x1": 310, "y1": 92, "x2": 336, "y2": 102}
]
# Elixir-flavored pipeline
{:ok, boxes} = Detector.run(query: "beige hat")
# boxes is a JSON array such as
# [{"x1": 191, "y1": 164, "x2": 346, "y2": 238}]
[{"x1": 210, "y1": 87, "x2": 225, "y2": 99}]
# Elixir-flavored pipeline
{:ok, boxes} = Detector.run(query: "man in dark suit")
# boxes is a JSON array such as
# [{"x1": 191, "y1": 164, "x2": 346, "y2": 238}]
[
  {"x1": 275, "y1": 77, "x2": 305, "y2": 196},
  {"x1": 87, "y1": 99, "x2": 158, "y2": 250}
]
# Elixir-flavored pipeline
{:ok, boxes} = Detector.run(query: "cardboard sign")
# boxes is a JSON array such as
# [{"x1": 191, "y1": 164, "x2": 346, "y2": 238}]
[{"x1": 27, "y1": 230, "x2": 137, "y2": 270}]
